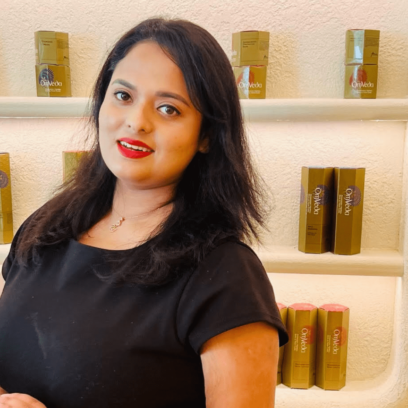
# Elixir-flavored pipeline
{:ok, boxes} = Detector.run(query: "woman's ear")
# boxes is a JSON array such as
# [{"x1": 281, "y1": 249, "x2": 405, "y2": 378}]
[{"x1": 198, "y1": 137, "x2": 210, "y2": 153}]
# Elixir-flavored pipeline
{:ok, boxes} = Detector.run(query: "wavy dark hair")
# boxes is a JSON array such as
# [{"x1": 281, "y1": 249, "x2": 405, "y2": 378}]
[{"x1": 15, "y1": 18, "x2": 267, "y2": 287}]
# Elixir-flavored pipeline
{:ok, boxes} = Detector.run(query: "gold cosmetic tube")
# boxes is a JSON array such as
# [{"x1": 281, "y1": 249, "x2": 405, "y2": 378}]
[
  {"x1": 0, "y1": 153, "x2": 13, "y2": 244},
  {"x1": 231, "y1": 31, "x2": 269, "y2": 66},
  {"x1": 277, "y1": 303, "x2": 288, "y2": 385},
  {"x1": 36, "y1": 64, "x2": 72, "y2": 97},
  {"x1": 316, "y1": 304, "x2": 350, "y2": 390},
  {"x1": 63, "y1": 151, "x2": 87, "y2": 182},
  {"x1": 345, "y1": 30, "x2": 380, "y2": 65},
  {"x1": 282, "y1": 303, "x2": 317, "y2": 389},
  {"x1": 344, "y1": 64, "x2": 378, "y2": 99},
  {"x1": 332, "y1": 168, "x2": 365, "y2": 255},
  {"x1": 35, "y1": 31, "x2": 70, "y2": 66},
  {"x1": 233, "y1": 65, "x2": 267, "y2": 99},
  {"x1": 298, "y1": 167, "x2": 334, "y2": 254}
]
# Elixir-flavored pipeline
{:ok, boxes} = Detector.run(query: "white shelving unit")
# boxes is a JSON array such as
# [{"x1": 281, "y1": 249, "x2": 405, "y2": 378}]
[{"x1": 1, "y1": 97, "x2": 407, "y2": 407}]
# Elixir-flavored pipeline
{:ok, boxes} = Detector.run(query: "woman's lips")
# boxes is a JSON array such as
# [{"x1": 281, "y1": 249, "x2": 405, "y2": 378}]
[{"x1": 117, "y1": 138, "x2": 154, "y2": 159}]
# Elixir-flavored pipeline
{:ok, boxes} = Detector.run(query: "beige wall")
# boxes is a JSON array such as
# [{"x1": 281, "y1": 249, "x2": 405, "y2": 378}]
[{"x1": 0, "y1": 0, "x2": 407, "y2": 98}]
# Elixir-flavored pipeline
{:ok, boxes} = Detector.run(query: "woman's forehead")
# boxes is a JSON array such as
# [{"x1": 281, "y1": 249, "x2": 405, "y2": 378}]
[{"x1": 111, "y1": 42, "x2": 187, "y2": 91}]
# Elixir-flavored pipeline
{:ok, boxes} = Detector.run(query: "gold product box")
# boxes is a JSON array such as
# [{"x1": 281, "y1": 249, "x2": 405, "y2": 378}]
[
  {"x1": 332, "y1": 168, "x2": 365, "y2": 255},
  {"x1": 298, "y1": 167, "x2": 334, "y2": 254},
  {"x1": 344, "y1": 64, "x2": 378, "y2": 99},
  {"x1": 63, "y1": 151, "x2": 87, "y2": 182},
  {"x1": 0, "y1": 153, "x2": 14, "y2": 244},
  {"x1": 35, "y1": 31, "x2": 70, "y2": 66},
  {"x1": 233, "y1": 65, "x2": 266, "y2": 99},
  {"x1": 36, "y1": 64, "x2": 72, "y2": 97},
  {"x1": 231, "y1": 31, "x2": 269, "y2": 66},
  {"x1": 277, "y1": 303, "x2": 288, "y2": 385},
  {"x1": 345, "y1": 29, "x2": 380, "y2": 65},
  {"x1": 316, "y1": 304, "x2": 350, "y2": 390},
  {"x1": 282, "y1": 303, "x2": 317, "y2": 389}
]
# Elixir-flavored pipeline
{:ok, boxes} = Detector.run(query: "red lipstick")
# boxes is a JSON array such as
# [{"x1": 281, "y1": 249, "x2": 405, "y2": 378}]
[{"x1": 117, "y1": 138, "x2": 154, "y2": 159}]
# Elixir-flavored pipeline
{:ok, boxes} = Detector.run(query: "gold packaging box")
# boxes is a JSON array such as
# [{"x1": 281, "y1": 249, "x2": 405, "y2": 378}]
[
  {"x1": 233, "y1": 66, "x2": 267, "y2": 99},
  {"x1": 277, "y1": 303, "x2": 288, "y2": 385},
  {"x1": 345, "y1": 30, "x2": 380, "y2": 65},
  {"x1": 231, "y1": 31, "x2": 269, "y2": 66},
  {"x1": 63, "y1": 151, "x2": 87, "y2": 182},
  {"x1": 332, "y1": 167, "x2": 365, "y2": 255},
  {"x1": 344, "y1": 64, "x2": 378, "y2": 99},
  {"x1": 36, "y1": 64, "x2": 72, "y2": 97},
  {"x1": 282, "y1": 303, "x2": 317, "y2": 389},
  {"x1": 316, "y1": 304, "x2": 350, "y2": 390},
  {"x1": 298, "y1": 167, "x2": 334, "y2": 254},
  {"x1": 0, "y1": 153, "x2": 14, "y2": 244},
  {"x1": 35, "y1": 31, "x2": 70, "y2": 66}
]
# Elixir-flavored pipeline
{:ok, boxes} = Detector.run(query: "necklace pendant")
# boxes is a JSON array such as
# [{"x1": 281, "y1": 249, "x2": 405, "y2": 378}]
[{"x1": 110, "y1": 217, "x2": 125, "y2": 233}]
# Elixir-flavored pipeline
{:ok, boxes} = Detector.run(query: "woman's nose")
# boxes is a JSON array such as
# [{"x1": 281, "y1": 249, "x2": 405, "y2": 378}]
[{"x1": 125, "y1": 103, "x2": 153, "y2": 134}]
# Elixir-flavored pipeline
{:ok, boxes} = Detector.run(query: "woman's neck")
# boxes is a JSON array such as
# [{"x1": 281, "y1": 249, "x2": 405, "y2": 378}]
[{"x1": 112, "y1": 180, "x2": 175, "y2": 218}]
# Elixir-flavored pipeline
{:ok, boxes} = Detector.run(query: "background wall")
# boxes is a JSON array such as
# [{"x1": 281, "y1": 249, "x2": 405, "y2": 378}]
[{"x1": 0, "y1": 0, "x2": 408, "y2": 98}]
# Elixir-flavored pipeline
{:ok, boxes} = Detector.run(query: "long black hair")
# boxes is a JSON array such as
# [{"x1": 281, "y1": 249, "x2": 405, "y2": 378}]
[{"x1": 15, "y1": 18, "x2": 267, "y2": 286}]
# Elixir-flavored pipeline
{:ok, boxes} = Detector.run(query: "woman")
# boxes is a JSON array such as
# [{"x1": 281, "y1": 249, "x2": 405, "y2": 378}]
[{"x1": 0, "y1": 18, "x2": 288, "y2": 408}]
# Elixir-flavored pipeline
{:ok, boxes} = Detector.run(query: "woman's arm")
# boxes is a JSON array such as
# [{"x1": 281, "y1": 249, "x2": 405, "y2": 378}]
[
  {"x1": 200, "y1": 322, "x2": 279, "y2": 408},
  {"x1": 0, "y1": 388, "x2": 46, "y2": 408}
]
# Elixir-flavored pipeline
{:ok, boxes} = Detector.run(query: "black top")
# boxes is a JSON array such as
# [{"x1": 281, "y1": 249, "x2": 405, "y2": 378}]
[{"x1": 0, "y1": 226, "x2": 288, "y2": 408}]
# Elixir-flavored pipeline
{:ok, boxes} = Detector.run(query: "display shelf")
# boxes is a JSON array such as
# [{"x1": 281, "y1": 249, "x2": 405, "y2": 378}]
[
  {"x1": 274, "y1": 375, "x2": 399, "y2": 408},
  {"x1": 0, "y1": 244, "x2": 10, "y2": 264},
  {"x1": 1, "y1": 97, "x2": 408, "y2": 121},
  {"x1": 256, "y1": 246, "x2": 403, "y2": 277},
  {"x1": 0, "y1": 243, "x2": 402, "y2": 277}
]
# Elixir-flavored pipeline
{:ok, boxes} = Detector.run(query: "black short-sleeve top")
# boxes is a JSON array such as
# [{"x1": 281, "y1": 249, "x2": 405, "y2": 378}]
[{"x1": 0, "y1": 228, "x2": 288, "y2": 408}]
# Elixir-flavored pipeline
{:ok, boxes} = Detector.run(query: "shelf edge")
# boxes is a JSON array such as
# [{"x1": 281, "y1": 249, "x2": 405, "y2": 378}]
[{"x1": 1, "y1": 97, "x2": 408, "y2": 121}]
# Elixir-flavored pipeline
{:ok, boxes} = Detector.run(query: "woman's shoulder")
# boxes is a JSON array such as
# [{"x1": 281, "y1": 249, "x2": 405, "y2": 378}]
[
  {"x1": 197, "y1": 237, "x2": 263, "y2": 274},
  {"x1": 206, "y1": 237, "x2": 260, "y2": 259}
]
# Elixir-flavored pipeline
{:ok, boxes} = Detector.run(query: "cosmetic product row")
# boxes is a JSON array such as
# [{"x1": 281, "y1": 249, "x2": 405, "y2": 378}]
[{"x1": 277, "y1": 303, "x2": 350, "y2": 390}]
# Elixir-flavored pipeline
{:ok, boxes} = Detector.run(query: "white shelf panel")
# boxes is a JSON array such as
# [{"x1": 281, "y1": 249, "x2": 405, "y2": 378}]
[
  {"x1": 0, "y1": 97, "x2": 90, "y2": 118},
  {"x1": 257, "y1": 246, "x2": 403, "y2": 277},
  {"x1": 1, "y1": 243, "x2": 402, "y2": 277},
  {"x1": 0, "y1": 97, "x2": 408, "y2": 121},
  {"x1": 241, "y1": 98, "x2": 408, "y2": 121},
  {"x1": 0, "y1": 244, "x2": 11, "y2": 264}
]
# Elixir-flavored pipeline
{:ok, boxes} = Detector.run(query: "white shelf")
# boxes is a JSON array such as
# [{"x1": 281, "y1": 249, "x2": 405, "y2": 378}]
[
  {"x1": 0, "y1": 97, "x2": 90, "y2": 118},
  {"x1": 1, "y1": 97, "x2": 408, "y2": 121},
  {"x1": 0, "y1": 244, "x2": 10, "y2": 264},
  {"x1": 257, "y1": 246, "x2": 403, "y2": 277},
  {"x1": 0, "y1": 243, "x2": 402, "y2": 277},
  {"x1": 241, "y1": 98, "x2": 408, "y2": 121}
]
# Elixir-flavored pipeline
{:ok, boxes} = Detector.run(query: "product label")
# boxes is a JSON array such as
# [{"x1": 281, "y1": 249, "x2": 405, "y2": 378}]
[
  {"x1": 0, "y1": 170, "x2": 8, "y2": 188},
  {"x1": 38, "y1": 68, "x2": 62, "y2": 88},
  {"x1": 233, "y1": 66, "x2": 266, "y2": 99},
  {"x1": 294, "y1": 325, "x2": 315, "y2": 352},
  {"x1": 307, "y1": 184, "x2": 329, "y2": 214},
  {"x1": 342, "y1": 185, "x2": 361, "y2": 216},
  {"x1": 349, "y1": 68, "x2": 374, "y2": 90}
]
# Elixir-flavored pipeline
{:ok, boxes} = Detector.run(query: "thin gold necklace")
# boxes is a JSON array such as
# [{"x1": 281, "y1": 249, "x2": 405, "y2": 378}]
[{"x1": 110, "y1": 205, "x2": 163, "y2": 233}]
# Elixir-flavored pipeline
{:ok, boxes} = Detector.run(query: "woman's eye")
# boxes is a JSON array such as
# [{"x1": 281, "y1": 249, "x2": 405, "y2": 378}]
[
  {"x1": 114, "y1": 91, "x2": 131, "y2": 102},
  {"x1": 158, "y1": 105, "x2": 180, "y2": 116}
]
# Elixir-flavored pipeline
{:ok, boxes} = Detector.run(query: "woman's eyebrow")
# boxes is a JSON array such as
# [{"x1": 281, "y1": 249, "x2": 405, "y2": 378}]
[
  {"x1": 111, "y1": 79, "x2": 136, "y2": 90},
  {"x1": 155, "y1": 92, "x2": 190, "y2": 107}
]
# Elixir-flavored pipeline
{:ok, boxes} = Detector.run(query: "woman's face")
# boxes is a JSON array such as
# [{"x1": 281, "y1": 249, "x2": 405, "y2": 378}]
[{"x1": 98, "y1": 41, "x2": 204, "y2": 190}]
